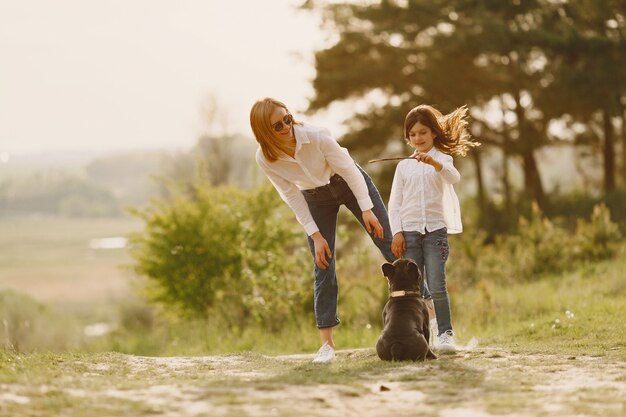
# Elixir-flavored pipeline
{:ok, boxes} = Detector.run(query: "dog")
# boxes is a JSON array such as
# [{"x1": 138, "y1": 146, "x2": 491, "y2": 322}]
[{"x1": 376, "y1": 258, "x2": 437, "y2": 361}]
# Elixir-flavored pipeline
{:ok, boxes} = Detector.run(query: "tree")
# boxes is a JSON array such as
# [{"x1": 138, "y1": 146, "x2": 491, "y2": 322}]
[
  {"x1": 303, "y1": 0, "x2": 626, "y2": 212},
  {"x1": 533, "y1": 0, "x2": 626, "y2": 193}
]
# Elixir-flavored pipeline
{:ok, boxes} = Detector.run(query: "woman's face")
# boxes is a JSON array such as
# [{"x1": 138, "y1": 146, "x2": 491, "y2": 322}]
[
  {"x1": 269, "y1": 106, "x2": 293, "y2": 140},
  {"x1": 408, "y1": 122, "x2": 436, "y2": 153}
]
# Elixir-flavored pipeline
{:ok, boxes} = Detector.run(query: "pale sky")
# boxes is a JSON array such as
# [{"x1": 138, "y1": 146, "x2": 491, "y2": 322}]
[{"x1": 0, "y1": 0, "x2": 333, "y2": 156}]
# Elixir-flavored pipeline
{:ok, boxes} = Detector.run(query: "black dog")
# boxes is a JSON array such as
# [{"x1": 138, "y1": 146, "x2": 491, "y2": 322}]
[{"x1": 376, "y1": 258, "x2": 437, "y2": 361}]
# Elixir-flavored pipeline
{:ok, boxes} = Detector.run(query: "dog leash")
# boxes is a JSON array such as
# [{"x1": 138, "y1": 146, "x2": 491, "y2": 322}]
[{"x1": 368, "y1": 156, "x2": 415, "y2": 164}]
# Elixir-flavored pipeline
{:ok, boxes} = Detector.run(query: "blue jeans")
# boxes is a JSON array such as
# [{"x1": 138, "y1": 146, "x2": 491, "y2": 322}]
[
  {"x1": 301, "y1": 165, "x2": 395, "y2": 329},
  {"x1": 403, "y1": 228, "x2": 453, "y2": 336}
]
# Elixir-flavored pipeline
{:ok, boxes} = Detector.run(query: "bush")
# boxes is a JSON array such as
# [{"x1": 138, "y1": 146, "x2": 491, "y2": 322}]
[
  {"x1": 0, "y1": 290, "x2": 81, "y2": 352},
  {"x1": 448, "y1": 202, "x2": 622, "y2": 286},
  {"x1": 129, "y1": 183, "x2": 312, "y2": 332},
  {"x1": 574, "y1": 203, "x2": 622, "y2": 261}
]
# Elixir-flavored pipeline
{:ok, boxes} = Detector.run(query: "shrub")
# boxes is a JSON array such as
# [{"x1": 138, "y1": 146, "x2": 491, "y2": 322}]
[
  {"x1": 129, "y1": 183, "x2": 312, "y2": 332},
  {"x1": 0, "y1": 290, "x2": 81, "y2": 352},
  {"x1": 448, "y1": 202, "x2": 622, "y2": 286},
  {"x1": 574, "y1": 203, "x2": 622, "y2": 261}
]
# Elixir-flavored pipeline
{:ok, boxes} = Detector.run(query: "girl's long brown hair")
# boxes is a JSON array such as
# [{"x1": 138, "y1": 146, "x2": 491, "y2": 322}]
[
  {"x1": 404, "y1": 104, "x2": 479, "y2": 157},
  {"x1": 250, "y1": 97, "x2": 302, "y2": 162}
]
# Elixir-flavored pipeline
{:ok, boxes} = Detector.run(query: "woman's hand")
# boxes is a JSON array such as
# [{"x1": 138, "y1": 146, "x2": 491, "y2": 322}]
[
  {"x1": 391, "y1": 232, "x2": 406, "y2": 259},
  {"x1": 311, "y1": 232, "x2": 332, "y2": 269},
  {"x1": 362, "y1": 209, "x2": 384, "y2": 239}
]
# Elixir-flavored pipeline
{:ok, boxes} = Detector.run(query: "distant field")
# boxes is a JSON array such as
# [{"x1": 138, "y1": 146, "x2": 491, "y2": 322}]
[{"x1": 0, "y1": 217, "x2": 143, "y2": 308}]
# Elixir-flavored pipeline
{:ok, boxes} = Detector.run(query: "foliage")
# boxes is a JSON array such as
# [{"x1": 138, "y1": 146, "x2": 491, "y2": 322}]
[
  {"x1": 453, "y1": 245, "x2": 626, "y2": 358},
  {"x1": 0, "y1": 291, "x2": 81, "y2": 352},
  {"x1": 128, "y1": 183, "x2": 312, "y2": 331},
  {"x1": 448, "y1": 203, "x2": 622, "y2": 287},
  {"x1": 303, "y1": 0, "x2": 626, "y2": 204}
]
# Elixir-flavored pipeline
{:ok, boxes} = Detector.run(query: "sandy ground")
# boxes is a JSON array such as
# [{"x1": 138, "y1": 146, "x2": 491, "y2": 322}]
[{"x1": 2, "y1": 346, "x2": 625, "y2": 417}]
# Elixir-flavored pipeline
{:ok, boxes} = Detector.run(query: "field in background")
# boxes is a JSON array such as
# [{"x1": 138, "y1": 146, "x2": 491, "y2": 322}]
[{"x1": 0, "y1": 217, "x2": 142, "y2": 310}]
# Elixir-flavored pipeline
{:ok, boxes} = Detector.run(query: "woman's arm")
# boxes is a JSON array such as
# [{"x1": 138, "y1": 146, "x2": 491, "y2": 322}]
[{"x1": 388, "y1": 164, "x2": 406, "y2": 258}]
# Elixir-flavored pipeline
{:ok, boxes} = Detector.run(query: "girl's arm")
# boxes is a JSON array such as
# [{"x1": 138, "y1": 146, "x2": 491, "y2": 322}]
[
  {"x1": 414, "y1": 152, "x2": 460, "y2": 184},
  {"x1": 437, "y1": 154, "x2": 461, "y2": 184}
]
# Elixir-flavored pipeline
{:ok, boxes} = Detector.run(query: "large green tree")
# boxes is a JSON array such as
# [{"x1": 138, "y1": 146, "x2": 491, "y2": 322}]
[
  {"x1": 304, "y1": 0, "x2": 626, "y2": 208},
  {"x1": 533, "y1": 0, "x2": 626, "y2": 193}
]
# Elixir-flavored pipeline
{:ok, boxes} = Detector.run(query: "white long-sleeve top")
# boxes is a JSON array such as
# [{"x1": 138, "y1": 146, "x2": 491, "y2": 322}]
[
  {"x1": 256, "y1": 122, "x2": 373, "y2": 236},
  {"x1": 388, "y1": 147, "x2": 463, "y2": 235}
]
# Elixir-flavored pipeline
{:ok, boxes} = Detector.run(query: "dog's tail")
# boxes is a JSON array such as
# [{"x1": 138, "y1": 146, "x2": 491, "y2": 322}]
[
  {"x1": 389, "y1": 343, "x2": 403, "y2": 361},
  {"x1": 390, "y1": 335, "x2": 431, "y2": 361}
]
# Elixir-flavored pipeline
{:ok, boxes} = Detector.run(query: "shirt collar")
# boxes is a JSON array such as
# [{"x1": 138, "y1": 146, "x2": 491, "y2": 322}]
[
  {"x1": 293, "y1": 123, "x2": 310, "y2": 146},
  {"x1": 276, "y1": 123, "x2": 309, "y2": 161}
]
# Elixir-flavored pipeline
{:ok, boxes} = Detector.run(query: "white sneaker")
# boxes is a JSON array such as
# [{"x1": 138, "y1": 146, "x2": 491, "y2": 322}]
[
  {"x1": 311, "y1": 342, "x2": 335, "y2": 363},
  {"x1": 429, "y1": 319, "x2": 438, "y2": 347},
  {"x1": 436, "y1": 330, "x2": 457, "y2": 353}
]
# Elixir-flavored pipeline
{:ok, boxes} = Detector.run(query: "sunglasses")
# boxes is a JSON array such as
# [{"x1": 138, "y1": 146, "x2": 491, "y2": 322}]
[{"x1": 272, "y1": 113, "x2": 293, "y2": 132}]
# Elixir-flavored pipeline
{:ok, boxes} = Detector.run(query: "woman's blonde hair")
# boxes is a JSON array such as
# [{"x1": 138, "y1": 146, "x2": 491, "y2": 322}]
[
  {"x1": 250, "y1": 97, "x2": 302, "y2": 162},
  {"x1": 404, "y1": 104, "x2": 479, "y2": 157}
]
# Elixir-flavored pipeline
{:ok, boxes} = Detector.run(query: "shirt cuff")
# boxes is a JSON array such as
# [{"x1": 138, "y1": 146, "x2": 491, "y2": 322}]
[
  {"x1": 391, "y1": 227, "x2": 403, "y2": 236},
  {"x1": 304, "y1": 221, "x2": 319, "y2": 236},
  {"x1": 357, "y1": 196, "x2": 374, "y2": 212}
]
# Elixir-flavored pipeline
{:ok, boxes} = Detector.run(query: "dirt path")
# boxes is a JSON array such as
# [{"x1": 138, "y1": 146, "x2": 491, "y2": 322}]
[{"x1": 1, "y1": 346, "x2": 625, "y2": 417}]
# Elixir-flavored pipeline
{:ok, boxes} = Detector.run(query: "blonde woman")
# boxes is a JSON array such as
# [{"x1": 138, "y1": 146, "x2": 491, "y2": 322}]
[{"x1": 250, "y1": 97, "x2": 395, "y2": 363}]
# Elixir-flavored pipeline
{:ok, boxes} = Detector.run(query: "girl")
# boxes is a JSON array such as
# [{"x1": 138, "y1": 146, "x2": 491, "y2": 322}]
[
  {"x1": 388, "y1": 104, "x2": 478, "y2": 352},
  {"x1": 250, "y1": 97, "x2": 395, "y2": 363}
]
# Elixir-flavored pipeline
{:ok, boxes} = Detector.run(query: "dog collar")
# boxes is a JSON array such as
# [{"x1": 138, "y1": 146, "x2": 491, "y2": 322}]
[{"x1": 389, "y1": 290, "x2": 421, "y2": 298}]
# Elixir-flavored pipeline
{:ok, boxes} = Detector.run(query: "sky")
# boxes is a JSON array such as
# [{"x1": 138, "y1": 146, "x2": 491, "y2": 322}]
[{"x1": 0, "y1": 0, "x2": 333, "y2": 156}]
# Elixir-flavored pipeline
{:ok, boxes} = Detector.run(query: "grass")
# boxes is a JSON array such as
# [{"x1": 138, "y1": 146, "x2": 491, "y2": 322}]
[
  {"x1": 1, "y1": 217, "x2": 626, "y2": 415},
  {"x1": 2, "y1": 346, "x2": 625, "y2": 416},
  {"x1": 452, "y1": 247, "x2": 626, "y2": 359}
]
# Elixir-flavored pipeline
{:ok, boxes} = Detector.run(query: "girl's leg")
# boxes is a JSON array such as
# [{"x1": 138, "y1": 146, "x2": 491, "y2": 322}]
[
  {"x1": 423, "y1": 227, "x2": 452, "y2": 335},
  {"x1": 402, "y1": 231, "x2": 431, "y2": 299}
]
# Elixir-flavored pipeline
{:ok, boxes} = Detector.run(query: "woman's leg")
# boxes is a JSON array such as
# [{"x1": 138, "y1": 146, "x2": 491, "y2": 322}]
[
  {"x1": 320, "y1": 327, "x2": 334, "y2": 348},
  {"x1": 305, "y1": 200, "x2": 341, "y2": 330}
]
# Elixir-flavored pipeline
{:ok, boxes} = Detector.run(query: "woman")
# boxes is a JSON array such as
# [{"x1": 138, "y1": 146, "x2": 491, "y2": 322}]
[{"x1": 249, "y1": 97, "x2": 395, "y2": 363}]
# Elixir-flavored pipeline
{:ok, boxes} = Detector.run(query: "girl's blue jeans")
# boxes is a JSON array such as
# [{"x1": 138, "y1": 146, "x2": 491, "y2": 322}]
[
  {"x1": 403, "y1": 228, "x2": 453, "y2": 336},
  {"x1": 301, "y1": 165, "x2": 395, "y2": 329}
]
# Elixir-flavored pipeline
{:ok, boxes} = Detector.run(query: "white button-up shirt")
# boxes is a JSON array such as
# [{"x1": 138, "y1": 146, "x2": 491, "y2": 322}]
[
  {"x1": 256, "y1": 122, "x2": 374, "y2": 236},
  {"x1": 388, "y1": 147, "x2": 463, "y2": 235}
]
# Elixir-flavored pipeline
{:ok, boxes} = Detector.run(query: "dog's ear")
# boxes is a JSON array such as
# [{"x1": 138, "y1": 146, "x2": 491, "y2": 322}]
[
  {"x1": 407, "y1": 260, "x2": 420, "y2": 283},
  {"x1": 381, "y1": 262, "x2": 395, "y2": 279}
]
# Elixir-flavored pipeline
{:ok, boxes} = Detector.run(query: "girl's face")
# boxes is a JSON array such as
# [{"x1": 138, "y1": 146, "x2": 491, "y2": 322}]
[
  {"x1": 408, "y1": 122, "x2": 436, "y2": 153},
  {"x1": 269, "y1": 106, "x2": 294, "y2": 140}
]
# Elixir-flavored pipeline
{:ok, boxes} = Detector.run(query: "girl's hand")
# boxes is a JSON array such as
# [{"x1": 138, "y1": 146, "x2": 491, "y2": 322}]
[
  {"x1": 311, "y1": 232, "x2": 331, "y2": 269},
  {"x1": 362, "y1": 210, "x2": 384, "y2": 239},
  {"x1": 391, "y1": 232, "x2": 406, "y2": 259},
  {"x1": 412, "y1": 151, "x2": 442, "y2": 171}
]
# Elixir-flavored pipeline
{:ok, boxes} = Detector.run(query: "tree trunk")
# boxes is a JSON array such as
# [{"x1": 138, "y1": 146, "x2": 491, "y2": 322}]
[
  {"x1": 471, "y1": 148, "x2": 486, "y2": 211},
  {"x1": 502, "y1": 138, "x2": 512, "y2": 214},
  {"x1": 513, "y1": 91, "x2": 546, "y2": 209},
  {"x1": 621, "y1": 110, "x2": 626, "y2": 188},
  {"x1": 602, "y1": 108, "x2": 615, "y2": 193}
]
